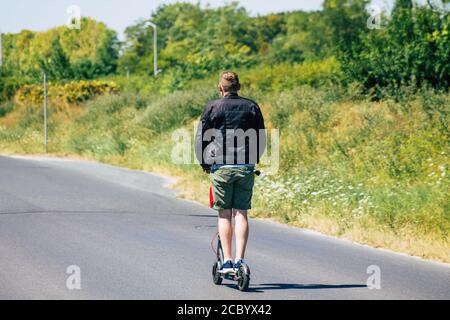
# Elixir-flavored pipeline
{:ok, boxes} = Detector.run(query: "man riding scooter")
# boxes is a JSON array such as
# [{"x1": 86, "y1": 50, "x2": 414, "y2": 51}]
[{"x1": 195, "y1": 71, "x2": 266, "y2": 274}]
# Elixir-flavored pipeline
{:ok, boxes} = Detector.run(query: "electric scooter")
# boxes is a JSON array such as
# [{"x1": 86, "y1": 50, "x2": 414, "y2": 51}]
[{"x1": 211, "y1": 233, "x2": 251, "y2": 292}]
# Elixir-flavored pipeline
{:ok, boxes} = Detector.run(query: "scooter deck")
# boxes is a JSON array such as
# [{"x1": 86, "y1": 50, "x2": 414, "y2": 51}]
[
  {"x1": 221, "y1": 271, "x2": 246, "y2": 282},
  {"x1": 224, "y1": 274, "x2": 239, "y2": 281}
]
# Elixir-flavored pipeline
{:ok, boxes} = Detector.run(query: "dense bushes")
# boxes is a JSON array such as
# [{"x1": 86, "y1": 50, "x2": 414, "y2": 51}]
[
  {"x1": 119, "y1": 3, "x2": 333, "y2": 78},
  {"x1": 0, "y1": 101, "x2": 14, "y2": 118},
  {"x1": 14, "y1": 80, "x2": 119, "y2": 107},
  {"x1": 117, "y1": 1, "x2": 449, "y2": 96},
  {"x1": 0, "y1": 76, "x2": 28, "y2": 103},
  {"x1": 242, "y1": 57, "x2": 342, "y2": 93},
  {"x1": 2, "y1": 1, "x2": 449, "y2": 99},
  {"x1": 64, "y1": 84, "x2": 217, "y2": 157},
  {"x1": 138, "y1": 85, "x2": 217, "y2": 133},
  {"x1": 341, "y1": 3, "x2": 450, "y2": 96},
  {"x1": 1, "y1": 18, "x2": 119, "y2": 82},
  {"x1": 253, "y1": 87, "x2": 449, "y2": 251}
]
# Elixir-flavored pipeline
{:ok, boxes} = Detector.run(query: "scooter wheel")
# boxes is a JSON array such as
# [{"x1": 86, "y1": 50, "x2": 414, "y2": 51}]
[
  {"x1": 212, "y1": 261, "x2": 223, "y2": 285},
  {"x1": 237, "y1": 265, "x2": 250, "y2": 292}
]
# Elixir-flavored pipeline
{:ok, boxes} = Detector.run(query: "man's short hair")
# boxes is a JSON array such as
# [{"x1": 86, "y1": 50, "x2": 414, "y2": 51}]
[{"x1": 219, "y1": 71, "x2": 240, "y2": 93}]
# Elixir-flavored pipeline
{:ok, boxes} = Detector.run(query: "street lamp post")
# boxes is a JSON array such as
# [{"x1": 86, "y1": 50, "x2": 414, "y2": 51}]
[
  {"x1": 43, "y1": 73, "x2": 48, "y2": 153},
  {"x1": 146, "y1": 21, "x2": 158, "y2": 78}
]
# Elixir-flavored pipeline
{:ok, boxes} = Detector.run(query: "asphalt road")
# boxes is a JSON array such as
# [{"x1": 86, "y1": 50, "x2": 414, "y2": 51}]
[{"x1": 0, "y1": 155, "x2": 449, "y2": 300}]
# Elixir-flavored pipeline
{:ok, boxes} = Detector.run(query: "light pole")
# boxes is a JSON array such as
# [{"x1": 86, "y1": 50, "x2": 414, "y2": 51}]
[
  {"x1": 43, "y1": 73, "x2": 48, "y2": 153},
  {"x1": 146, "y1": 21, "x2": 158, "y2": 78}
]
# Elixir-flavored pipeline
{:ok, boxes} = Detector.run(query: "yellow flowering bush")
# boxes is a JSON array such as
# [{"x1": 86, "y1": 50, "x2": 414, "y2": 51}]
[{"x1": 14, "y1": 80, "x2": 120, "y2": 107}]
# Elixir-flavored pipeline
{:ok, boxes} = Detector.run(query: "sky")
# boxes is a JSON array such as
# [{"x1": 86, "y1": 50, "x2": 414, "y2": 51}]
[{"x1": 0, "y1": 0, "x2": 395, "y2": 40}]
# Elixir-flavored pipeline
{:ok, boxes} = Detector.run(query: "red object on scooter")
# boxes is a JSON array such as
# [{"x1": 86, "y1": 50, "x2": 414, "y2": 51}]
[{"x1": 210, "y1": 185, "x2": 214, "y2": 209}]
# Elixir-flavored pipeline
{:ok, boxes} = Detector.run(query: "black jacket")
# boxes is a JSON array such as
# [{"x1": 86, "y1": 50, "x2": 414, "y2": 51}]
[{"x1": 195, "y1": 93, "x2": 266, "y2": 170}]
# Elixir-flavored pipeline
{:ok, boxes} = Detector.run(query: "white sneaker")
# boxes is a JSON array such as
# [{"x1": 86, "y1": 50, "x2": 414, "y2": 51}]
[{"x1": 219, "y1": 260, "x2": 235, "y2": 274}]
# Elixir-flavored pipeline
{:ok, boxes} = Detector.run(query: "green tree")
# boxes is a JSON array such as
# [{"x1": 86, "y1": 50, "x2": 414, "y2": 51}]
[
  {"x1": 343, "y1": 1, "x2": 450, "y2": 95},
  {"x1": 92, "y1": 29, "x2": 119, "y2": 77},
  {"x1": 322, "y1": 0, "x2": 370, "y2": 53},
  {"x1": 39, "y1": 36, "x2": 73, "y2": 79},
  {"x1": 267, "y1": 11, "x2": 332, "y2": 63},
  {"x1": 1, "y1": 18, "x2": 119, "y2": 81},
  {"x1": 118, "y1": 2, "x2": 332, "y2": 79}
]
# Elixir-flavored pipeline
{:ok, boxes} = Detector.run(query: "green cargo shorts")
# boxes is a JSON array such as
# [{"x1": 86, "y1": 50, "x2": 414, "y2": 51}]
[{"x1": 210, "y1": 166, "x2": 255, "y2": 211}]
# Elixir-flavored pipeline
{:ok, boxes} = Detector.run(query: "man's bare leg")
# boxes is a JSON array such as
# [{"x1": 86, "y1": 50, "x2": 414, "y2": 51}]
[
  {"x1": 234, "y1": 209, "x2": 249, "y2": 260},
  {"x1": 218, "y1": 209, "x2": 233, "y2": 261}
]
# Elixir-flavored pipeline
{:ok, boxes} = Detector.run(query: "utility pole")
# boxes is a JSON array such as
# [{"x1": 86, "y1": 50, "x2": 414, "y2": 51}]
[
  {"x1": 146, "y1": 21, "x2": 158, "y2": 78},
  {"x1": 43, "y1": 73, "x2": 48, "y2": 153}
]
